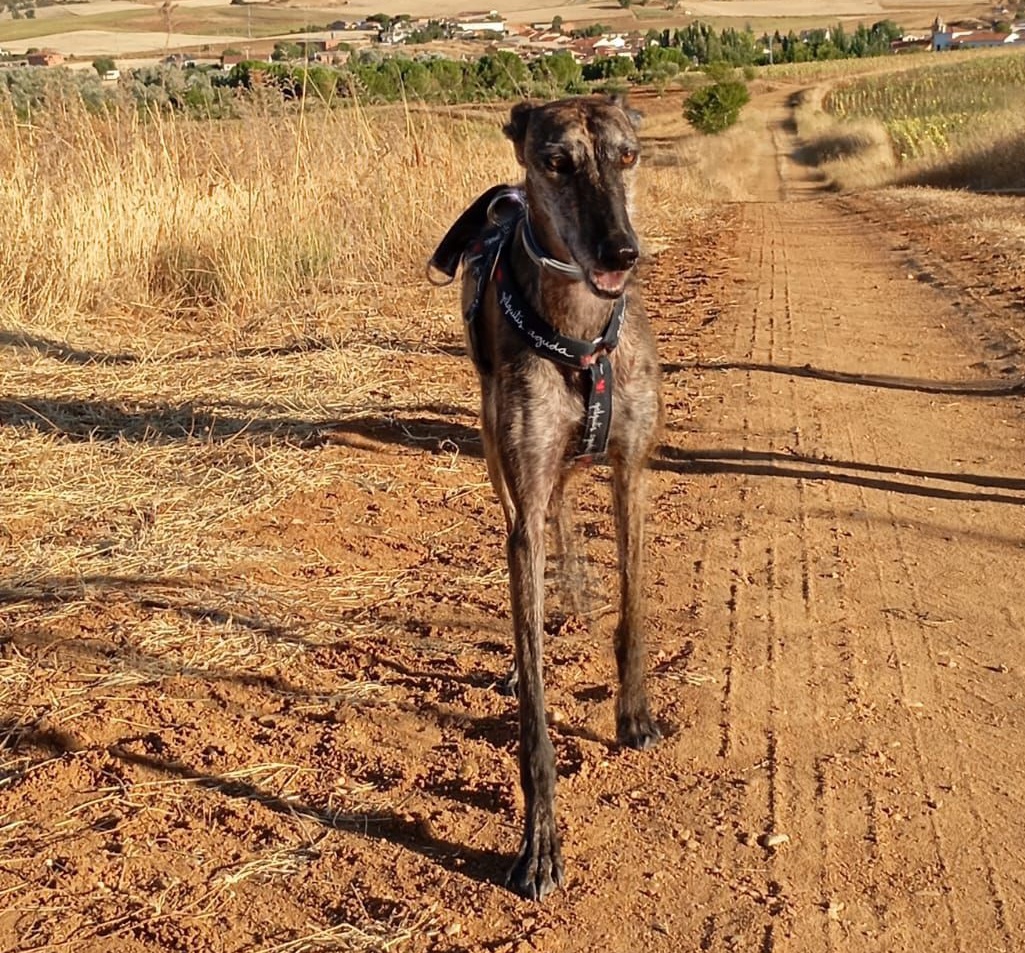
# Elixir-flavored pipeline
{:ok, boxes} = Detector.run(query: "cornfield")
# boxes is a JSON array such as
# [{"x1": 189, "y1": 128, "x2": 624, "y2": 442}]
[{"x1": 824, "y1": 52, "x2": 1025, "y2": 159}]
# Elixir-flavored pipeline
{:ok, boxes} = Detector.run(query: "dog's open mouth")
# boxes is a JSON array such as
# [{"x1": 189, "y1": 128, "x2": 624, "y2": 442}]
[{"x1": 589, "y1": 269, "x2": 630, "y2": 297}]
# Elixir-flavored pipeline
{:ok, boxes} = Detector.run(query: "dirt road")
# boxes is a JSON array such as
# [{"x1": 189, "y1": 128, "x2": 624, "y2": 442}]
[
  {"x1": 625, "y1": 95, "x2": 1025, "y2": 951},
  {"x1": 386, "y1": 91, "x2": 1025, "y2": 951},
  {"x1": 5, "y1": 91, "x2": 1025, "y2": 952}
]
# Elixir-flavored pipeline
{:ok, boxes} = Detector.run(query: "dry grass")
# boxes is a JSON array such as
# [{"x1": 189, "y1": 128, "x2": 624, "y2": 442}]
[
  {"x1": 0, "y1": 94, "x2": 516, "y2": 590},
  {"x1": 0, "y1": 90, "x2": 708, "y2": 951},
  {"x1": 789, "y1": 84, "x2": 896, "y2": 190},
  {"x1": 0, "y1": 95, "x2": 516, "y2": 334},
  {"x1": 869, "y1": 187, "x2": 1025, "y2": 291},
  {"x1": 897, "y1": 126, "x2": 1025, "y2": 192},
  {"x1": 638, "y1": 89, "x2": 781, "y2": 207}
]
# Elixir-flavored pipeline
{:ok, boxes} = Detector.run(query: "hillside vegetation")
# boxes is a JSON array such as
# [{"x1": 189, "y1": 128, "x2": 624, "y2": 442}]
[
  {"x1": 794, "y1": 51, "x2": 1025, "y2": 193},
  {"x1": 825, "y1": 53, "x2": 1025, "y2": 162}
]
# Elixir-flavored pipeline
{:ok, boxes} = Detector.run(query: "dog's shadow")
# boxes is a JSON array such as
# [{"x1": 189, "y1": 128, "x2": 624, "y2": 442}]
[{"x1": 115, "y1": 744, "x2": 514, "y2": 888}]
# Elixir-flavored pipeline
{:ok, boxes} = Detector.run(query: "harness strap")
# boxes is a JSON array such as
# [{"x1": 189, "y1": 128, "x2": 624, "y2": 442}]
[
  {"x1": 457, "y1": 193, "x2": 521, "y2": 375},
  {"x1": 494, "y1": 240, "x2": 626, "y2": 371},
  {"x1": 493, "y1": 241, "x2": 624, "y2": 461},
  {"x1": 429, "y1": 187, "x2": 627, "y2": 461}
]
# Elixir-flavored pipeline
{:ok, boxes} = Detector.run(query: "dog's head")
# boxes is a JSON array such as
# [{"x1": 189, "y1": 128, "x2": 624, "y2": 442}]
[{"x1": 504, "y1": 94, "x2": 642, "y2": 299}]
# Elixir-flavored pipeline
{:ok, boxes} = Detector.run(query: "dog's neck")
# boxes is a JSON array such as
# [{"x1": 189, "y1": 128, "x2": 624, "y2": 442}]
[{"x1": 510, "y1": 221, "x2": 621, "y2": 342}]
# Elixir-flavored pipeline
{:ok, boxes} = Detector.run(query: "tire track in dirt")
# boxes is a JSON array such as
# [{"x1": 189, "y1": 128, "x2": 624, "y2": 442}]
[
  {"x1": 655, "y1": 90, "x2": 1025, "y2": 952},
  {"x1": 843, "y1": 362, "x2": 1015, "y2": 951},
  {"x1": 812, "y1": 200, "x2": 1020, "y2": 950}
]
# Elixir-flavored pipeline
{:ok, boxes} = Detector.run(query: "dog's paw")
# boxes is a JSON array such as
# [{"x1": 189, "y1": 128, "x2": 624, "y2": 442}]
[
  {"x1": 617, "y1": 710, "x2": 663, "y2": 751},
  {"x1": 506, "y1": 822, "x2": 564, "y2": 901}
]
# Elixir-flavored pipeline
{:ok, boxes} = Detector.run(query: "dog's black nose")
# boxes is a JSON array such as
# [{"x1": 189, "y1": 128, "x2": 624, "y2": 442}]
[{"x1": 598, "y1": 239, "x2": 639, "y2": 271}]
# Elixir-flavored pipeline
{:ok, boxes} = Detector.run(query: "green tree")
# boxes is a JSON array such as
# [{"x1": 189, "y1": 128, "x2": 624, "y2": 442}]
[
  {"x1": 301, "y1": 64, "x2": 339, "y2": 100},
  {"x1": 366, "y1": 12, "x2": 393, "y2": 31},
  {"x1": 425, "y1": 57, "x2": 467, "y2": 102},
  {"x1": 92, "y1": 56, "x2": 116, "y2": 76},
  {"x1": 271, "y1": 41, "x2": 303, "y2": 62},
  {"x1": 684, "y1": 75, "x2": 749, "y2": 133},
  {"x1": 571, "y1": 23, "x2": 611, "y2": 38},
  {"x1": 529, "y1": 50, "x2": 582, "y2": 95},
  {"x1": 405, "y1": 19, "x2": 448, "y2": 43},
  {"x1": 583, "y1": 55, "x2": 637, "y2": 82},
  {"x1": 474, "y1": 50, "x2": 529, "y2": 99}
]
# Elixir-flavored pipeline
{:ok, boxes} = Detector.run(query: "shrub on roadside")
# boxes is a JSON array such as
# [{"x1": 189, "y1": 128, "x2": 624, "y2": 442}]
[{"x1": 684, "y1": 77, "x2": 750, "y2": 134}]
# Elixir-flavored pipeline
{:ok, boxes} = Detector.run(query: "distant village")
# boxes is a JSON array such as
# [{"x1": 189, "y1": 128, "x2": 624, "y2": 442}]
[
  {"x1": 215, "y1": 13, "x2": 654, "y2": 71},
  {"x1": 892, "y1": 14, "x2": 1025, "y2": 52},
  {"x1": 2, "y1": 8, "x2": 1025, "y2": 73}
]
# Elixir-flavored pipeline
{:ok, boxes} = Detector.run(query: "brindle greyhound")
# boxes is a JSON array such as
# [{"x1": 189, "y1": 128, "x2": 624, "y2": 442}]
[{"x1": 430, "y1": 94, "x2": 663, "y2": 900}]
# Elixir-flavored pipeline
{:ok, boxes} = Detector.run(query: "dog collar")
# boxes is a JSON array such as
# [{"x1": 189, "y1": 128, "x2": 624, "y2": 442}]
[
  {"x1": 519, "y1": 215, "x2": 586, "y2": 282},
  {"x1": 430, "y1": 184, "x2": 588, "y2": 284},
  {"x1": 485, "y1": 188, "x2": 585, "y2": 281}
]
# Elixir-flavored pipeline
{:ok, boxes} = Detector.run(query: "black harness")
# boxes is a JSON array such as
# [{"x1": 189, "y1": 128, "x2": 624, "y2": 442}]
[{"x1": 430, "y1": 187, "x2": 626, "y2": 462}]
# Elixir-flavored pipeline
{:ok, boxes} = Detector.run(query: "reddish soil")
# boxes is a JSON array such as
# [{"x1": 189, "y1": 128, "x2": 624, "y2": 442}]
[{"x1": 5, "y1": 92, "x2": 1025, "y2": 952}]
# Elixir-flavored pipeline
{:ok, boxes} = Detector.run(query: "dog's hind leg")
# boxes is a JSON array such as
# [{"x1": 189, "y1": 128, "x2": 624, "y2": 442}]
[
  {"x1": 505, "y1": 467, "x2": 564, "y2": 900},
  {"x1": 611, "y1": 460, "x2": 661, "y2": 750},
  {"x1": 481, "y1": 390, "x2": 523, "y2": 697},
  {"x1": 548, "y1": 471, "x2": 593, "y2": 618}
]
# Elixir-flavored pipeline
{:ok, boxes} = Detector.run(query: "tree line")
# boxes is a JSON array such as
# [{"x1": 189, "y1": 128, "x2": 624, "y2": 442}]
[
  {"x1": 0, "y1": 19, "x2": 909, "y2": 116},
  {"x1": 656, "y1": 20, "x2": 904, "y2": 66}
]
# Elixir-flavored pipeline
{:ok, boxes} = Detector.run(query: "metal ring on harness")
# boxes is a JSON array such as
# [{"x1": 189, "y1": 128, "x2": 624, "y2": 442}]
[{"x1": 486, "y1": 188, "x2": 526, "y2": 225}]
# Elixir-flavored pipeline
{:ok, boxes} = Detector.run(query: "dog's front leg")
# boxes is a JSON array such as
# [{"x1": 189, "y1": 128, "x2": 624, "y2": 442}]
[
  {"x1": 612, "y1": 462, "x2": 662, "y2": 750},
  {"x1": 505, "y1": 506, "x2": 564, "y2": 900}
]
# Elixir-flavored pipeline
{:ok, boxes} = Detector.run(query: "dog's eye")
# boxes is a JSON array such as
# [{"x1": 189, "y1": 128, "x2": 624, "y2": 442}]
[
  {"x1": 545, "y1": 154, "x2": 572, "y2": 174},
  {"x1": 621, "y1": 149, "x2": 638, "y2": 168}
]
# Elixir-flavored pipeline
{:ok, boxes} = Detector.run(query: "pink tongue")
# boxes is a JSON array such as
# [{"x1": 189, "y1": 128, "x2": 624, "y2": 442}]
[{"x1": 593, "y1": 270, "x2": 627, "y2": 292}]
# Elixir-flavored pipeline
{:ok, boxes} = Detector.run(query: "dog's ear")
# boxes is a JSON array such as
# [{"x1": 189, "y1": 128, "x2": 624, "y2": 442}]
[
  {"x1": 429, "y1": 183, "x2": 518, "y2": 280},
  {"x1": 503, "y1": 101, "x2": 533, "y2": 166},
  {"x1": 606, "y1": 93, "x2": 643, "y2": 130}
]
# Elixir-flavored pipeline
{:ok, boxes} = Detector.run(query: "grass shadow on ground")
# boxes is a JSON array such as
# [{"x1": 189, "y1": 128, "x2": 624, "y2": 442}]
[
  {"x1": 111, "y1": 746, "x2": 512, "y2": 888},
  {"x1": 0, "y1": 330, "x2": 139, "y2": 366},
  {"x1": 0, "y1": 397, "x2": 482, "y2": 455}
]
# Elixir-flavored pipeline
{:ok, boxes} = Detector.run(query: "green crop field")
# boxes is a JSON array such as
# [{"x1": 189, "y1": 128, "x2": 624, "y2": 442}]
[{"x1": 824, "y1": 51, "x2": 1025, "y2": 159}]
